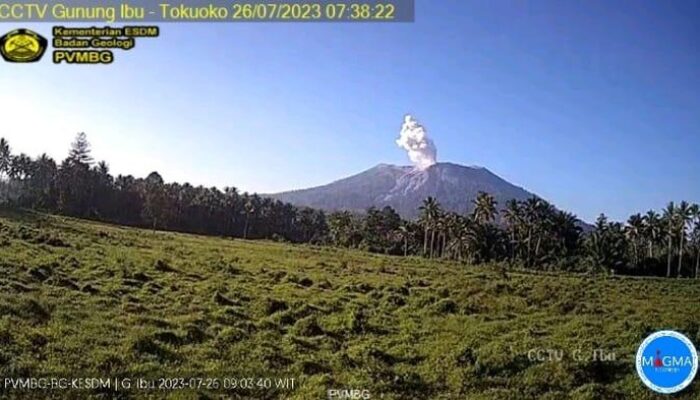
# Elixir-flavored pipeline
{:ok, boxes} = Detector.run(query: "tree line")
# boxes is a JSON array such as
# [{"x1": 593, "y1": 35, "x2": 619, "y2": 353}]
[
  {"x1": 327, "y1": 193, "x2": 700, "y2": 278},
  {"x1": 0, "y1": 135, "x2": 326, "y2": 243},
  {"x1": 1, "y1": 134, "x2": 699, "y2": 278}
]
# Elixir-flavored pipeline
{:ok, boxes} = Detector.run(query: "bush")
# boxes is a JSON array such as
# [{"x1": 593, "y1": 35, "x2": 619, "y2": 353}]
[{"x1": 432, "y1": 298, "x2": 458, "y2": 314}]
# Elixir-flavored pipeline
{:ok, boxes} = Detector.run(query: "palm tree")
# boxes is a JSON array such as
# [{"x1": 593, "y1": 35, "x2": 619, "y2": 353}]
[
  {"x1": 9, "y1": 153, "x2": 32, "y2": 181},
  {"x1": 676, "y1": 201, "x2": 693, "y2": 277},
  {"x1": 626, "y1": 213, "x2": 644, "y2": 267},
  {"x1": 419, "y1": 197, "x2": 440, "y2": 258},
  {"x1": 690, "y1": 204, "x2": 700, "y2": 279},
  {"x1": 586, "y1": 214, "x2": 630, "y2": 273},
  {"x1": 430, "y1": 209, "x2": 444, "y2": 259},
  {"x1": 552, "y1": 211, "x2": 581, "y2": 259},
  {"x1": 223, "y1": 186, "x2": 240, "y2": 234},
  {"x1": 446, "y1": 217, "x2": 473, "y2": 262},
  {"x1": 472, "y1": 191, "x2": 497, "y2": 225},
  {"x1": 523, "y1": 197, "x2": 542, "y2": 266},
  {"x1": 443, "y1": 212, "x2": 461, "y2": 260},
  {"x1": 502, "y1": 199, "x2": 522, "y2": 261},
  {"x1": 434, "y1": 212, "x2": 448, "y2": 258},
  {"x1": 533, "y1": 200, "x2": 556, "y2": 262},
  {"x1": 643, "y1": 210, "x2": 661, "y2": 259},
  {"x1": 0, "y1": 138, "x2": 10, "y2": 178},
  {"x1": 0, "y1": 138, "x2": 10, "y2": 202},
  {"x1": 662, "y1": 202, "x2": 676, "y2": 278},
  {"x1": 396, "y1": 223, "x2": 410, "y2": 257},
  {"x1": 243, "y1": 197, "x2": 255, "y2": 239}
]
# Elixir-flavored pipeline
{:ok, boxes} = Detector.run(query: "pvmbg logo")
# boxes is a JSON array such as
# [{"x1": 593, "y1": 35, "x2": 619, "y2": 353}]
[
  {"x1": 0, "y1": 28, "x2": 47, "y2": 63},
  {"x1": 636, "y1": 330, "x2": 698, "y2": 394}
]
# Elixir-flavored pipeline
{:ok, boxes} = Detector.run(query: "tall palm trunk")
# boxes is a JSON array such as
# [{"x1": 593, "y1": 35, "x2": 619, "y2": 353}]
[
  {"x1": 440, "y1": 233, "x2": 446, "y2": 258},
  {"x1": 527, "y1": 227, "x2": 533, "y2": 267},
  {"x1": 678, "y1": 234, "x2": 684, "y2": 277},
  {"x1": 429, "y1": 230, "x2": 436, "y2": 259},
  {"x1": 243, "y1": 213, "x2": 250, "y2": 239},
  {"x1": 435, "y1": 232, "x2": 440, "y2": 258},
  {"x1": 695, "y1": 250, "x2": 700, "y2": 279},
  {"x1": 535, "y1": 234, "x2": 542, "y2": 261},
  {"x1": 423, "y1": 228, "x2": 428, "y2": 256},
  {"x1": 404, "y1": 237, "x2": 408, "y2": 257},
  {"x1": 666, "y1": 234, "x2": 673, "y2": 278}
]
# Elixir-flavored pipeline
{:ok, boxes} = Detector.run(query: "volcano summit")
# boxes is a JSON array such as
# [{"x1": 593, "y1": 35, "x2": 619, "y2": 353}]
[{"x1": 269, "y1": 162, "x2": 536, "y2": 219}]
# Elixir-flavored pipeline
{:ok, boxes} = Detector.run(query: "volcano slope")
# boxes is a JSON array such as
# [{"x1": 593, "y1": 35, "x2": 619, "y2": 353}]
[{"x1": 0, "y1": 209, "x2": 698, "y2": 399}]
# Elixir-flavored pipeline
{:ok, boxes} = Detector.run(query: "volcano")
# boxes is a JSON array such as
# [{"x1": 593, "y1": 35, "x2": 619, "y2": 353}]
[{"x1": 268, "y1": 162, "x2": 538, "y2": 219}]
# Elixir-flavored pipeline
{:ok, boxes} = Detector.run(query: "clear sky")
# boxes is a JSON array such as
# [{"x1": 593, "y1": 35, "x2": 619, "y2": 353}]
[{"x1": 1, "y1": 0, "x2": 698, "y2": 223}]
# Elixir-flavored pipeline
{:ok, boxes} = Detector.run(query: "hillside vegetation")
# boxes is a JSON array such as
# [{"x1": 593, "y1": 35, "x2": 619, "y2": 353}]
[
  {"x1": 0, "y1": 209, "x2": 699, "y2": 399},
  {"x1": 3, "y1": 135, "x2": 700, "y2": 281}
]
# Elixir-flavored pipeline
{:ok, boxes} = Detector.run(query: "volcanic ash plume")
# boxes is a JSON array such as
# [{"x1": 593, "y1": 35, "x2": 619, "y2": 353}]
[{"x1": 396, "y1": 115, "x2": 437, "y2": 169}]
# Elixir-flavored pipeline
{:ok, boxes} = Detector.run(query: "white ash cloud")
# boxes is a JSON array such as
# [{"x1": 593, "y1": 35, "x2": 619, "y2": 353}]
[{"x1": 395, "y1": 115, "x2": 437, "y2": 169}]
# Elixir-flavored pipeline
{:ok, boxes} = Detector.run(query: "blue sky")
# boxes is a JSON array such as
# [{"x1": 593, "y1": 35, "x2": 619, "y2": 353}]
[{"x1": 0, "y1": 0, "x2": 698, "y2": 222}]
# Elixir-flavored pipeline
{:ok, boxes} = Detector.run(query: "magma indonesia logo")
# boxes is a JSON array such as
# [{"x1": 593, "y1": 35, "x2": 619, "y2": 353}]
[
  {"x1": 636, "y1": 330, "x2": 698, "y2": 394},
  {"x1": 0, "y1": 28, "x2": 47, "y2": 63}
]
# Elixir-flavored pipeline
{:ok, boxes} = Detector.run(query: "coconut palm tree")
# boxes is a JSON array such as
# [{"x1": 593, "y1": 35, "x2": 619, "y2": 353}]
[
  {"x1": 551, "y1": 210, "x2": 581, "y2": 259},
  {"x1": 690, "y1": 204, "x2": 700, "y2": 279},
  {"x1": 446, "y1": 227, "x2": 471, "y2": 262},
  {"x1": 523, "y1": 197, "x2": 542, "y2": 266},
  {"x1": 533, "y1": 200, "x2": 556, "y2": 262},
  {"x1": 676, "y1": 201, "x2": 693, "y2": 277},
  {"x1": 0, "y1": 138, "x2": 10, "y2": 178},
  {"x1": 643, "y1": 210, "x2": 661, "y2": 259},
  {"x1": 441, "y1": 212, "x2": 460, "y2": 259},
  {"x1": 502, "y1": 199, "x2": 522, "y2": 261},
  {"x1": 662, "y1": 202, "x2": 676, "y2": 277},
  {"x1": 419, "y1": 197, "x2": 441, "y2": 258},
  {"x1": 0, "y1": 138, "x2": 10, "y2": 202},
  {"x1": 472, "y1": 191, "x2": 497, "y2": 225},
  {"x1": 434, "y1": 212, "x2": 447, "y2": 258},
  {"x1": 626, "y1": 213, "x2": 644, "y2": 267},
  {"x1": 243, "y1": 197, "x2": 255, "y2": 239},
  {"x1": 396, "y1": 223, "x2": 410, "y2": 257}
]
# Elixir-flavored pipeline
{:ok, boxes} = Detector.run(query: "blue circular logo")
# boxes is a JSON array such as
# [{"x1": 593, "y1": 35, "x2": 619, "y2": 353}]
[{"x1": 636, "y1": 330, "x2": 698, "y2": 394}]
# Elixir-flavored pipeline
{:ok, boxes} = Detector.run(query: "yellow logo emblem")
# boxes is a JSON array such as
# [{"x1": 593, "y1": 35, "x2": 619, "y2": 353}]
[{"x1": 0, "y1": 29, "x2": 47, "y2": 63}]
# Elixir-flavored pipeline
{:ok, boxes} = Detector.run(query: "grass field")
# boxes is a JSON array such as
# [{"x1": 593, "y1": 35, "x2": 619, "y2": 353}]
[{"x1": 0, "y1": 209, "x2": 698, "y2": 399}]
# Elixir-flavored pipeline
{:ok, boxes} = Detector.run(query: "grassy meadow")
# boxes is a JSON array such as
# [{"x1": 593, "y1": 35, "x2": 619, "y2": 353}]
[{"x1": 0, "y1": 209, "x2": 698, "y2": 399}]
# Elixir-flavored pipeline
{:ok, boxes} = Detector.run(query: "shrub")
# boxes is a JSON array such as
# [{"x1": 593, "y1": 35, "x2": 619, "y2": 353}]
[{"x1": 433, "y1": 298, "x2": 458, "y2": 314}]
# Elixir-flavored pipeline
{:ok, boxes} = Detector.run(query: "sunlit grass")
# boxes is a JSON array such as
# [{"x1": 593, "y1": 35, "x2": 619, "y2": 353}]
[{"x1": 0, "y1": 209, "x2": 698, "y2": 399}]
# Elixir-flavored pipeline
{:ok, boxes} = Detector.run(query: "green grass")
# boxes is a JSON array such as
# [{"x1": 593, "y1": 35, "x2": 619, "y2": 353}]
[{"x1": 0, "y1": 209, "x2": 698, "y2": 399}]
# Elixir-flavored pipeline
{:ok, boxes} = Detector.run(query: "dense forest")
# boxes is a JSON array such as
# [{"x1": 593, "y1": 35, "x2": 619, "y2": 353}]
[{"x1": 1, "y1": 134, "x2": 699, "y2": 278}]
